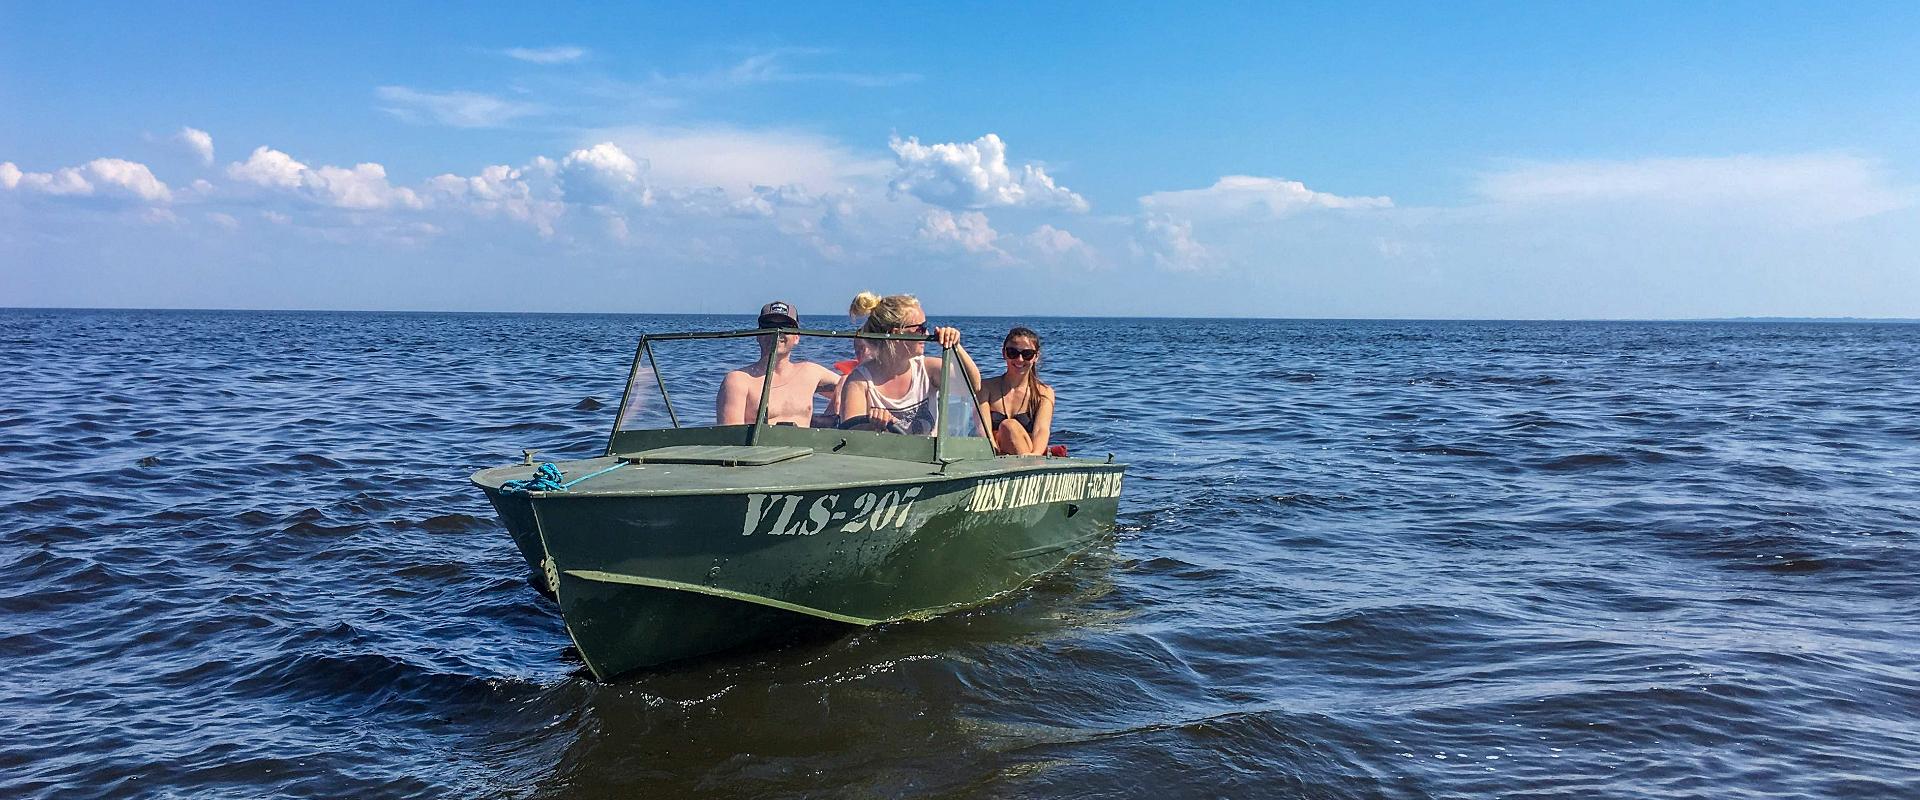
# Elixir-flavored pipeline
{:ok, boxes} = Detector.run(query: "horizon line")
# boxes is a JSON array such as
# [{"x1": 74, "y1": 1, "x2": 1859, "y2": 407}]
[{"x1": 3, "y1": 305, "x2": 1918, "y2": 324}]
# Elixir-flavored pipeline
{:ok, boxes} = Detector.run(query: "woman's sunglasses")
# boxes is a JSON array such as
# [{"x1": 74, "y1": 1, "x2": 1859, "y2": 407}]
[
  {"x1": 889, "y1": 322, "x2": 930, "y2": 334},
  {"x1": 1003, "y1": 347, "x2": 1039, "y2": 360}
]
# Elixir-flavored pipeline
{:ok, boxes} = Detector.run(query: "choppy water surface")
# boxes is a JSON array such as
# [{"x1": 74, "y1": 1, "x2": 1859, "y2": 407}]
[{"x1": 2, "y1": 309, "x2": 1918, "y2": 799}]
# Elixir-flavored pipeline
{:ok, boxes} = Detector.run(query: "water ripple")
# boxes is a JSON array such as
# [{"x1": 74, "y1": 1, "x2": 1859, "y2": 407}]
[{"x1": 2, "y1": 311, "x2": 1917, "y2": 798}]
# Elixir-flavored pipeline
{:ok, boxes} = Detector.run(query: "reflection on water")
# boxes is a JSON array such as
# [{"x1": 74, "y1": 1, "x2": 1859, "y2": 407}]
[{"x1": 2, "y1": 310, "x2": 1918, "y2": 798}]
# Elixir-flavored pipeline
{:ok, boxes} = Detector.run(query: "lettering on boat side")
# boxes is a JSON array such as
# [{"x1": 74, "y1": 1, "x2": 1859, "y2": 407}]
[
  {"x1": 741, "y1": 487, "x2": 924, "y2": 536},
  {"x1": 965, "y1": 472, "x2": 1123, "y2": 513}
]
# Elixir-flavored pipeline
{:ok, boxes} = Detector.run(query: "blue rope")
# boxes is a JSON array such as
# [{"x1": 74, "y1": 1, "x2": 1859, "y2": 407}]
[
  {"x1": 560, "y1": 462, "x2": 626, "y2": 489},
  {"x1": 500, "y1": 461, "x2": 624, "y2": 495},
  {"x1": 500, "y1": 463, "x2": 564, "y2": 494}
]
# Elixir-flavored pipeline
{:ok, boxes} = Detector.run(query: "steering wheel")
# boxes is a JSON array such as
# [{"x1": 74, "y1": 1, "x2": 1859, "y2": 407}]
[{"x1": 835, "y1": 414, "x2": 911, "y2": 435}]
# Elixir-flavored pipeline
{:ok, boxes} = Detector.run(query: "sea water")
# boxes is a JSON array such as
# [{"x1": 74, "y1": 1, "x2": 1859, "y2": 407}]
[{"x1": 2, "y1": 309, "x2": 1916, "y2": 798}]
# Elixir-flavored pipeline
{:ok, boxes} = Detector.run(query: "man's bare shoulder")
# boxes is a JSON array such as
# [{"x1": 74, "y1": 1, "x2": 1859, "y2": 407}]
[{"x1": 799, "y1": 360, "x2": 842, "y2": 380}]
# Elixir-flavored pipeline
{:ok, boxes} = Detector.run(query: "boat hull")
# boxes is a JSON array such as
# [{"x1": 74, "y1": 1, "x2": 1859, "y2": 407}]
[
  {"x1": 483, "y1": 491, "x2": 550, "y2": 596},
  {"x1": 497, "y1": 464, "x2": 1123, "y2": 679}
]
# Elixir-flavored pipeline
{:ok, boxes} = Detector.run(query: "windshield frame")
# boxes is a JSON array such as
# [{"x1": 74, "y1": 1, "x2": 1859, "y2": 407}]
[{"x1": 604, "y1": 327, "x2": 994, "y2": 463}]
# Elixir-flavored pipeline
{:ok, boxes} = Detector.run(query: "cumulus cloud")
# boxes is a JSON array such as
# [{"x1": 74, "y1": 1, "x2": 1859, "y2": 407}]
[
  {"x1": 1132, "y1": 214, "x2": 1213, "y2": 272},
  {"x1": 424, "y1": 163, "x2": 564, "y2": 236},
  {"x1": 889, "y1": 134, "x2": 1088, "y2": 212},
  {"x1": 1023, "y1": 224, "x2": 1100, "y2": 268},
  {"x1": 307, "y1": 164, "x2": 420, "y2": 210},
  {"x1": 88, "y1": 159, "x2": 174, "y2": 203},
  {"x1": 0, "y1": 158, "x2": 172, "y2": 203},
  {"x1": 227, "y1": 146, "x2": 306, "y2": 189},
  {"x1": 175, "y1": 127, "x2": 214, "y2": 165},
  {"x1": 917, "y1": 209, "x2": 1001, "y2": 254},
  {"x1": 205, "y1": 137, "x2": 850, "y2": 242},
  {"x1": 502, "y1": 45, "x2": 588, "y2": 64},
  {"x1": 226, "y1": 146, "x2": 422, "y2": 209},
  {"x1": 1141, "y1": 175, "x2": 1391, "y2": 219},
  {"x1": 375, "y1": 86, "x2": 543, "y2": 129},
  {"x1": 557, "y1": 142, "x2": 651, "y2": 208},
  {"x1": 1474, "y1": 154, "x2": 1914, "y2": 224}
]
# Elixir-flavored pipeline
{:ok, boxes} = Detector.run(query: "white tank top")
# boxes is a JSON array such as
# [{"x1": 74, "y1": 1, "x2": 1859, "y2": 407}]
[{"x1": 853, "y1": 356, "x2": 936, "y2": 434}]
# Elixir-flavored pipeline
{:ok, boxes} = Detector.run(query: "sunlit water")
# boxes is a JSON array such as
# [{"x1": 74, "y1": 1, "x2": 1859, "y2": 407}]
[{"x1": 2, "y1": 309, "x2": 1917, "y2": 798}]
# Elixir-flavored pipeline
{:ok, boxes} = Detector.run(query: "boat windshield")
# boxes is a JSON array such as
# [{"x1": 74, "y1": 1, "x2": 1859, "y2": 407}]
[
  {"x1": 941, "y1": 349, "x2": 989, "y2": 439},
  {"x1": 613, "y1": 329, "x2": 991, "y2": 444},
  {"x1": 616, "y1": 331, "x2": 840, "y2": 431}
]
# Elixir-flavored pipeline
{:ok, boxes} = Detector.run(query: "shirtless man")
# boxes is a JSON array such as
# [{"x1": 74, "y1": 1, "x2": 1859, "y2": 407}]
[{"x1": 715, "y1": 301, "x2": 842, "y2": 427}]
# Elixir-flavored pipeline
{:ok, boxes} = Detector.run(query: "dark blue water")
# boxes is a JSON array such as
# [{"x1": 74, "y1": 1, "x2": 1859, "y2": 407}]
[{"x1": 3, "y1": 309, "x2": 1917, "y2": 799}]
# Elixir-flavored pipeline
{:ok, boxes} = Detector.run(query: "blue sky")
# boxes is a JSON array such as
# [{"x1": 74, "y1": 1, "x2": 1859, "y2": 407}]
[{"x1": 3, "y1": 2, "x2": 1917, "y2": 317}]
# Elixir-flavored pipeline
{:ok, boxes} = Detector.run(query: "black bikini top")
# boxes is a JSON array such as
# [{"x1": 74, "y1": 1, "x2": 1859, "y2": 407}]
[{"x1": 990, "y1": 409, "x2": 1035, "y2": 432}]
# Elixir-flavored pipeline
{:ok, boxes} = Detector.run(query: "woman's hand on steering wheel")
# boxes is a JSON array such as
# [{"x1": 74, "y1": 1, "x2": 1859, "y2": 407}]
[{"x1": 834, "y1": 412, "x2": 910, "y2": 435}]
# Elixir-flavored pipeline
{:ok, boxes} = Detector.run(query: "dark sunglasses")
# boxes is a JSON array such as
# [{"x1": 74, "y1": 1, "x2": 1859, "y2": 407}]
[
  {"x1": 890, "y1": 321, "x2": 930, "y2": 334},
  {"x1": 1003, "y1": 347, "x2": 1039, "y2": 360}
]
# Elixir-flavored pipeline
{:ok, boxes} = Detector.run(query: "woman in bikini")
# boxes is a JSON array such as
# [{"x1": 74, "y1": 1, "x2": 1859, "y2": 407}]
[
  {"x1": 836, "y1": 293, "x2": 968, "y2": 434},
  {"x1": 977, "y1": 326, "x2": 1054, "y2": 455}
]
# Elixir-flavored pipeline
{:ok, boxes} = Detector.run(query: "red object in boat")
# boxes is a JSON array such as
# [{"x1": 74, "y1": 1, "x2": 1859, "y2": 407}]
[
  {"x1": 834, "y1": 359, "x2": 858, "y2": 376},
  {"x1": 1047, "y1": 445, "x2": 1068, "y2": 457}
]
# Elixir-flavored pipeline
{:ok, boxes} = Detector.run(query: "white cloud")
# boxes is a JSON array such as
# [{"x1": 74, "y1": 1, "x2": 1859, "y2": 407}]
[
  {"x1": 1132, "y1": 213, "x2": 1213, "y2": 272},
  {"x1": 503, "y1": 45, "x2": 588, "y2": 64},
  {"x1": 889, "y1": 134, "x2": 1088, "y2": 212},
  {"x1": 0, "y1": 158, "x2": 172, "y2": 203},
  {"x1": 424, "y1": 163, "x2": 564, "y2": 236},
  {"x1": 1023, "y1": 224, "x2": 1100, "y2": 268},
  {"x1": 88, "y1": 159, "x2": 174, "y2": 203},
  {"x1": 1474, "y1": 154, "x2": 1914, "y2": 224},
  {"x1": 588, "y1": 125, "x2": 889, "y2": 194},
  {"x1": 311, "y1": 163, "x2": 420, "y2": 210},
  {"x1": 206, "y1": 212, "x2": 240, "y2": 229},
  {"x1": 1141, "y1": 175, "x2": 1391, "y2": 219},
  {"x1": 227, "y1": 146, "x2": 307, "y2": 189},
  {"x1": 375, "y1": 86, "x2": 543, "y2": 129},
  {"x1": 226, "y1": 146, "x2": 422, "y2": 210},
  {"x1": 719, "y1": 184, "x2": 822, "y2": 218},
  {"x1": 654, "y1": 49, "x2": 920, "y2": 90},
  {"x1": 916, "y1": 209, "x2": 1001, "y2": 254},
  {"x1": 1124, "y1": 174, "x2": 1387, "y2": 274},
  {"x1": 557, "y1": 142, "x2": 651, "y2": 208},
  {"x1": 206, "y1": 138, "x2": 852, "y2": 242},
  {"x1": 175, "y1": 127, "x2": 214, "y2": 165}
]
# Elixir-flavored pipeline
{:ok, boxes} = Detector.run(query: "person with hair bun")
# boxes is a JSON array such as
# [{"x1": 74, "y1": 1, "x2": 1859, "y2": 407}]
[
  {"x1": 847, "y1": 291, "x2": 882, "y2": 330},
  {"x1": 836, "y1": 293, "x2": 972, "y2": 435},
  {"x1": 977, "y1": 326, "x2": 1054, "y2": 455},
  {"x1": 834, "y1": 291, "x2": 883, "y2": 377}
]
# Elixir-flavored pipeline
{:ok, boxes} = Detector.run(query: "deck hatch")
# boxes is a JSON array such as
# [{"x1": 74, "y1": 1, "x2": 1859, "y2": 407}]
[{"x1": 621, "y1": 445, "x2": 812, "y2": 466}]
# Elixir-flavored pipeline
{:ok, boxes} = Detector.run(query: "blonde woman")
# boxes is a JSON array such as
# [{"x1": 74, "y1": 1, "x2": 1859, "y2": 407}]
[
  {"x1": 836, "y1": 293, "x2": 972, "y2": 434},
  {"x1": 977, "y1": 326, "x2": 1054, "y2": 455}
]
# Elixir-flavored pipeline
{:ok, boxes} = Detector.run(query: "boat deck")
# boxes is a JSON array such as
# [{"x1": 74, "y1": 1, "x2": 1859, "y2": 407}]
[{"x1": 473, "y1": 448, "x2": 1107, "y2": 497}]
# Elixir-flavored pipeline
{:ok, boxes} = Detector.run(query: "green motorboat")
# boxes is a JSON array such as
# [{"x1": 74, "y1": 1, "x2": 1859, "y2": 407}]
[{"x1": 472, "y1": 326, "x2": 1127, "y2": 680}]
